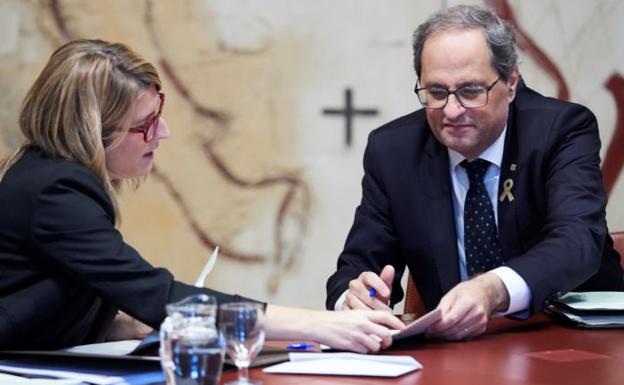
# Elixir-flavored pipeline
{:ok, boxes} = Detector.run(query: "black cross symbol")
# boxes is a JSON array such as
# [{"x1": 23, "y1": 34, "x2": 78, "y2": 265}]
[{"x1": 322, "y1": 88, "x2": 379, "y2": 147}]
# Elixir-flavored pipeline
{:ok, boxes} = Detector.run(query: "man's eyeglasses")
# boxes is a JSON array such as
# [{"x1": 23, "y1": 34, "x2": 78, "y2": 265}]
[
  {"x1": 128, "y1": 92, "x2": 165, "y2": 142},
  {"x1": 414, "y1": 77, "x2": 501, "y2": 110}
]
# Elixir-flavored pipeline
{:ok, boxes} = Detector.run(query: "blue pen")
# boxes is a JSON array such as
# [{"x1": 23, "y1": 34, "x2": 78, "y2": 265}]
[
  {"x1": 287, "y1": 342, "x2": 314, "y2": 350},
  {"x1": 369, "y1": 287, "x2": 377, "y2": 297}
]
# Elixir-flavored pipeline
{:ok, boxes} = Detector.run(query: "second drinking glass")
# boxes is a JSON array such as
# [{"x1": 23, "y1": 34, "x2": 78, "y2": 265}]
[{"x1": 219, "y1": 302, "x2": 266, "y2": 385}]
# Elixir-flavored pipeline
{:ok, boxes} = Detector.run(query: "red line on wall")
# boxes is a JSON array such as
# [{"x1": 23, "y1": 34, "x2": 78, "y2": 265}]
[
  {"x1": 486, "y1": 0, "x2": 570, "y2": 100},
  {"x1": 143, "y1": 1, "x2": 311, "y2": 268},
  {"x1": 48, "y1": 0, "x2": 71, "y2": 42},
  {"x1": 151, "y1": 166, "x2": 264, "y2": 262},
  {"x1": 602, "y1": 74, "x2": 624, "y2": 196}
]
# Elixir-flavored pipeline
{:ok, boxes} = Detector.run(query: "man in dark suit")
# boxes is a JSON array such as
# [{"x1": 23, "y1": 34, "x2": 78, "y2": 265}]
[{"x1": 326, "y1": 5, "x2": 624, "y2": 340}]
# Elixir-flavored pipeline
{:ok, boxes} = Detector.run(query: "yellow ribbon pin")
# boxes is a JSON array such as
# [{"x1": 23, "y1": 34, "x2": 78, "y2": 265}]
[{"x1": 499, "y1": 178, "x2": 514, "y2": 202}]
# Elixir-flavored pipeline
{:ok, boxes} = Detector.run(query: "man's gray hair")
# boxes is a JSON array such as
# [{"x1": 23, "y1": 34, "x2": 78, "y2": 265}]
[{"x1": 412, "y1": 5, "x2": 518, "y2": 81}]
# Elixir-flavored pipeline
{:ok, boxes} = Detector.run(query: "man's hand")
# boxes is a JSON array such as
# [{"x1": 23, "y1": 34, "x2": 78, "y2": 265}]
[
  {"x1": 426, "y1": 272, "x2": 509, "y2": 340},
  {"x1": 342, "y1": 265, "x2": 395, "y2": 311}
]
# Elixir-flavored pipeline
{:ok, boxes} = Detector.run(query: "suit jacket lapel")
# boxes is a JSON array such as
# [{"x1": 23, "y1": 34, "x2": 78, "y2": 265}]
[
  {"x1": 420, "y1": 135, "x2": 461, "y2": 294},
  {"x1": 498, "y1": 104, "x2": 522, "y2": 259}
]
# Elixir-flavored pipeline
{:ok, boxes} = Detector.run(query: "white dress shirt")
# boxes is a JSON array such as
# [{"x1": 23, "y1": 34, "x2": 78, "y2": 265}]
[{"x1": 448, "y1": 128, "x2": 530, "y2": 315}]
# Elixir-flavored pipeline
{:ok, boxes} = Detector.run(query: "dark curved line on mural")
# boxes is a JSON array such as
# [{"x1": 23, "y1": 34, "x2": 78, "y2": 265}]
[
  {"x1": 48, "y1": 0, "x2": 72, "y2": 42},
  {"x1": 144, "y1": 0, "x2": 311, "y2": 268},
  {"x1": 157, "y1": 60, "x2": 230, "y2": 128},
  {"x1": 276, "y1": 184, "x2": 310, "y2": 269},
  {"x1": 151, "y1": 166, "x2": 263, "y2": 262},
  {"x1": 48, "y1": 0, "x2": 310, "y2": 268},
  {"x1": 486, "y1": 0, "x2": 570, "y2": 100},
  {"x1": 202, "y1": 142, "x2": 311, "y2": 265},
  {"x1": 43, "y1": 2, "x2": 261, "y2": 263},
  {"x1": 602, "y1": 74, "x2": 624, "y2": 197},
  {"x1": 143, "y1": 1, "x2": 229, "y2": 127}
]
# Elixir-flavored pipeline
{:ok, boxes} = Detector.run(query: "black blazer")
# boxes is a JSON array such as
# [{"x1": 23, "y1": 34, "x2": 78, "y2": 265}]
[
  {"x1": 326, "y1": 83, "x2": 624, "y2": 312},
  {"x1": 0, "y1": 148, "x2": 248, "y2": 349}
]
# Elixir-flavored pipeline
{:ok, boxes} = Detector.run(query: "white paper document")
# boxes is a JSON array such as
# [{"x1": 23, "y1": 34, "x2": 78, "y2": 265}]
[
  {"x1": 64, "y1": 340, "x2": 142, "y2": 356},
  {"x1": 0, "y1": 338, "x2": 163, "y2": 385},
  {"x1": 392, "y1": 308, "x2": 442, "y2": 340},
  {"x1": 0, "y1": 373, "x2": 83, "y2": 385},
  {"x1": 194, "y1": 246, "x2": 219, "y2": 287},
  {"x1": 0, "y1": 359, "x2": 163, "y2": 385},
  {"x1": 0, "y1": 363, "x2": 122, "y2": 385},
  {"x1": 557, "y1": 292, "x2": 624, "y2": 311},
  {"x1": 263, "y1": 352, "x2": 422, "y2": 377},
  {"x1": 2, "y1": 337, "x2": 160, "y2": 362}
]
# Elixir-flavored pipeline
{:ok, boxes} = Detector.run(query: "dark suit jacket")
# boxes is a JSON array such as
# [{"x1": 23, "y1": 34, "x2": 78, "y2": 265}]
[
  {"x1": 326, "y1": 83, "x2": 624, "y2": 312},
  {"x1": 0, "y1": 147, "x2": 250, "y2": 349}
]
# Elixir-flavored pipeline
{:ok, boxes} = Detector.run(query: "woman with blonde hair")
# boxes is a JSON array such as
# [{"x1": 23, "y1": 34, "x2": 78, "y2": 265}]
[{"x1": 0, "y1": 39, "x2": 403, "y2": 351}]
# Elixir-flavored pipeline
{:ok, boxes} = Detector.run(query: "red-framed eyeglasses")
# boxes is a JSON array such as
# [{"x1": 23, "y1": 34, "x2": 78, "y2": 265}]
[{"x1": 128, "y1": 92, "x2": 165, "y2": 142}]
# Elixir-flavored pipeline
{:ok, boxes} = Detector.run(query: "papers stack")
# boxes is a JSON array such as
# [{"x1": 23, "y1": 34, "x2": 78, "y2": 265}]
[
  {"x1": 392, "y1": 308, "x2": 441, "y2": 340},
  {"x1": 0, "y1": 333, "x2": 290, "y2": 385},
  {"x1": 0, "y1": 357, "x2": 163, "y2": 385},
  {"x1": 544, "y1": 291, "x2": 624, "y2": 328},
  {"x1": 263, "y1": 352, "x2": 421, "y2": 377},
  {"x1": 0, "y1": 335, "x2": 163, "y2": 385},
  {"x1": 0, "y1": 373, "x2": 84, "y2": 385}
]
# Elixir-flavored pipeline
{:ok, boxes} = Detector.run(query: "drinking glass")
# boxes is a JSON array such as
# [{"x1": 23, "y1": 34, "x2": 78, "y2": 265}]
[
  {"x1": 160, "y1": 294, "x2": 225, "y2": 385},
  {"x1": 219, "y1": 302, "x2": 266, "y2": 385}
]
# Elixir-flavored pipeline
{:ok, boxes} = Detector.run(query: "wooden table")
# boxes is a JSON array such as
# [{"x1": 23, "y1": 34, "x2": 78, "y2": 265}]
[{"x1": 220, "y1": 315, "x2": 624, "y2": 385}]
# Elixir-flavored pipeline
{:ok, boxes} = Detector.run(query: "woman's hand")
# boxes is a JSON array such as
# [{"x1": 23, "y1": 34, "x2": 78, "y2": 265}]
[
  {"x1": 265, "y1": 305, "x2": 404, "y2": 354},
  {"x1": 309, "y1": 309, "x2": 405, "y2": 353},
  {"x1": 105, "y1": 311, "x2": 154, "y2": 341}
]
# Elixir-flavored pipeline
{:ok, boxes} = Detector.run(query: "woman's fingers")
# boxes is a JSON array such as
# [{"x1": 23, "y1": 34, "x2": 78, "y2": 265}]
[{"x1": 368, "y1": 310, "x2": 406, "y2": 330}]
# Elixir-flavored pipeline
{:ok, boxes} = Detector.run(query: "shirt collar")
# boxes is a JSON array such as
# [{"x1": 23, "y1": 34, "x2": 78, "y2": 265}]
[{"x1": 448, "y1": 126, "x2": 507, "y2": 170}]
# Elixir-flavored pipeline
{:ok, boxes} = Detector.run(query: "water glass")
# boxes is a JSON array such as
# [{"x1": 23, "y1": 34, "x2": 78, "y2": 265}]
[
  {"x1": 160, "y1": 294, "x2": 225, "y2": 385},
  {"x1": 219, "y1": 302, "x2": 266, "y2": 385}
]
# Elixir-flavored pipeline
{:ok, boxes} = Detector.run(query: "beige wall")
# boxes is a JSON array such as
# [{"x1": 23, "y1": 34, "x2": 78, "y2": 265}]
[{"x1": 1, "y1": 0, "x2": 623, "y2": 310}]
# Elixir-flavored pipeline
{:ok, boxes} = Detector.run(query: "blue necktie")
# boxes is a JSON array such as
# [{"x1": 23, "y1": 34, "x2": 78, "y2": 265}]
[{"x1": 462, "y1": 159, "x2": 503, "y2": 275}]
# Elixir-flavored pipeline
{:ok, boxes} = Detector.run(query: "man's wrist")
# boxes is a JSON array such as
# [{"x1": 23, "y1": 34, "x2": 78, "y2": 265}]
[
  {"x1": 474, "y1": 272, "x2": 510, "y2": 313},
  {"x1": 489, "y1": 266, "x2": 532, "y2": 315},
  {"x1": 334, "y1": 289, "x2": 349, "y2": 310}
]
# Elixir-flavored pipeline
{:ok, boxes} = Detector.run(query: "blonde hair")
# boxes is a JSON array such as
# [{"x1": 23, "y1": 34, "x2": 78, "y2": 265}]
[{"x1": 0, "y1": 39, "x2": 161, "y2": 223}]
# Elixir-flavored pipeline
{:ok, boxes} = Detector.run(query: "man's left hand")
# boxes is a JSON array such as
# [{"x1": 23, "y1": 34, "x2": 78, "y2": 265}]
[{"x1": 425, "y1": 272, "x2": 509, "y2": 340}]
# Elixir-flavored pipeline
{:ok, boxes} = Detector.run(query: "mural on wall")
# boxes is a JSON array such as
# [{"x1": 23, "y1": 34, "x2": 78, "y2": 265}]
[
  {"x1": 486, "y1": 0, "x2": 624, "y2": 196},
  {"x1": 1, "y1": 0, "x2": 622, "y2": 307},
  {"x1": 1, "y1": 0, "x2": 316, "y2": 294}
]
